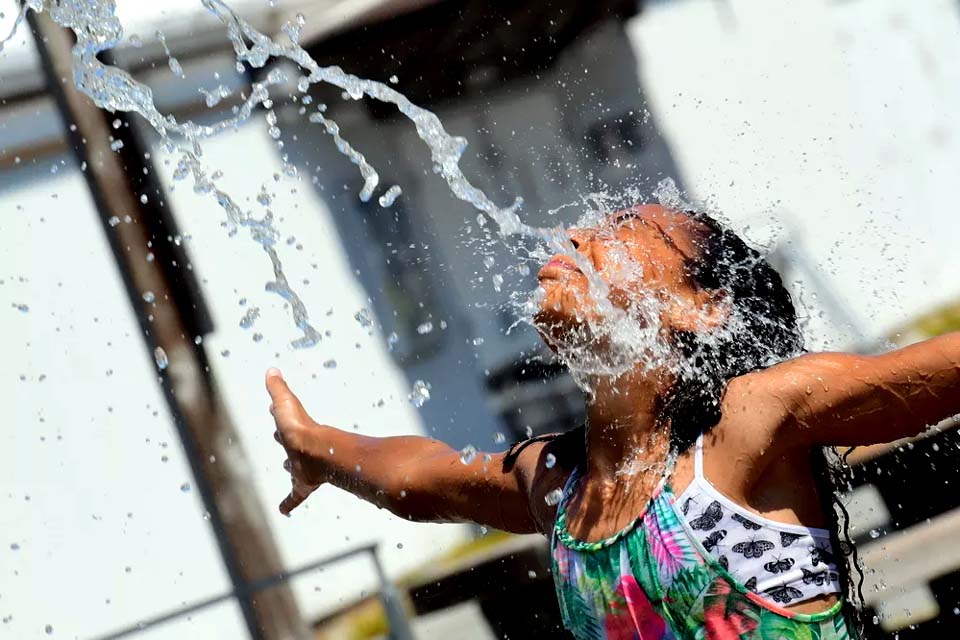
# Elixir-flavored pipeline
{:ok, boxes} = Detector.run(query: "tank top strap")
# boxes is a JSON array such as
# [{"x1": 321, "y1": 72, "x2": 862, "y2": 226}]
[
  {"x1": 694, "y1": 431, "x2": 705, "y2": 480},
  {"x1": 561, "y1": 465, "x2": 580, "y2": 502}
]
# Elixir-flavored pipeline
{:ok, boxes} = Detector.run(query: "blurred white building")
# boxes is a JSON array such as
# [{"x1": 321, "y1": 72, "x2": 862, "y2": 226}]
[{"x1": 1, "y1": 0, "x2": 959, "y2": 638}]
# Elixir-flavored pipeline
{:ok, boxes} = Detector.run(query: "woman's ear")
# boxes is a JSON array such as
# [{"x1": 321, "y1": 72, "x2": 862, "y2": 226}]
[{"x1": 665, "y1": 288, "x2": 731, "y2": 333}]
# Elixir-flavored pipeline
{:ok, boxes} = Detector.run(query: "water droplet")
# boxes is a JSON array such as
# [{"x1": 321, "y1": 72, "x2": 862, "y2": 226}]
[
  {"x1": 45, "y1": 624, "x2": 53, "y2": 635},
  {"x1": 545, "y1": 453, "x2": 556, "y2": 469},
  {"x1": 354, "y1": 308, "x2": 373, "y2": 328},
  {"x1": 139, "y1": 194, "x2": 148, "y2": 204},
  {"x1": 416, "y1": 321, "x2": 433, "y2": 335},
  {"x1": 239, "y1": 306, "x2": 261, "y2": 329},
  {"x1": 525, "y1": 426, "x2": 534, "y2": 438},
  {"x1": 544, "y1": 488, "x2": 563, "y2": 506},
  {"x1": 494, "y1": 432, "x2": 506, "y2": 444},
  {"x1": 180, "y1": 482, "x2": 191, "y2": 493},
  {"x1": 108, "y1": 215, "x2": 120, "y2": 227},
  {"x1": 168, "y1": 56, "x2": 184, "y2": 78},
  {"x1": 409, "y1": 380, "x2": 431, "y2": 407},
  {"x1": 257, "y1": 186, "x2": 272, "y2": 206},
  {"x1": 378, "y1": 185, "x2": 402, "y2": 207},
  {"x1": 142, "y1": 291, "x2": 155, "y2": 303},
  {"x1": 10, "y1": 542, "x2": 20, "y2": 551},
  {"x1": 483, "y1": 256, "x2": 495, "y2": 269},
  {"x1": 396, "y1": 542, "x2": 403, "y2": 549},
  {"x1": 110, "y1": 139, "x2": 124, "y2": 151},
  {"x1": 323, "y1": 359, "x2": 337, "y2": 369},
  {"x1": 527, "y1": 570, "x2": 537, "y2": 579},
  {"x1": 153, "y1": 347, "x2": 169, "y2": 371},
  {"x1": 471, "y1": 337, "x2": 485, "y2": 346},
  {"x1": 459, "y1": 445, "x2": 477, "y2": 465},
  {"x1": 389, "y1": 75, "x2": 398, "y2": 84},
  {"x1": 386, "y1": 331, "x2": 398, "y2": 352}
]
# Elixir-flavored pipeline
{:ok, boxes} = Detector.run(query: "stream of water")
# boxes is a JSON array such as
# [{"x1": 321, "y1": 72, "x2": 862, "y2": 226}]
[{"x1": 4, "y1": 0, "x2": 698, "y2": 385}]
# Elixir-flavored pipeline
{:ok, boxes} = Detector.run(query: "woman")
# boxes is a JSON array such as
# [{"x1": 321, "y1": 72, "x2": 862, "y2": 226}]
[{"x1": 266, "y1": 205, "x2": 960, "y2": 638}]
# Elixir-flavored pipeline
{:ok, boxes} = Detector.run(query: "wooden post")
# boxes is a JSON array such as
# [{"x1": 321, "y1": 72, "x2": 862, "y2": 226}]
[{"x1": 28, "y1": 9, "x2": 310, "y2": 640}]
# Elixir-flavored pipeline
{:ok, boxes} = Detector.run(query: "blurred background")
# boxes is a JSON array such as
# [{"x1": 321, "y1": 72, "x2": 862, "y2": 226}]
[{"x1": 1, "y1": 0, "x2": 959, "y2": 638}]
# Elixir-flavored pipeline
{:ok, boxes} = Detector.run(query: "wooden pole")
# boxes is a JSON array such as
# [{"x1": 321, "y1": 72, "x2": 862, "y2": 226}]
[{"x1": 28, "y1": 9, "x2": 310, "y2": 640}]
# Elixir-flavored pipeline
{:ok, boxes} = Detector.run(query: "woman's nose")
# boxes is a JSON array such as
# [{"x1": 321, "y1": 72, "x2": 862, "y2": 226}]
[{"x1": 566, "y1": 228, "x2": 585, "y2": 250}]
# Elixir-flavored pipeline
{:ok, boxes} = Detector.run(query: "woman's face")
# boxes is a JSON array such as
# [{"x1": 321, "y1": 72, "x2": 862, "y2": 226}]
[{"x1": 534, "y1": 205, "x2": 715, "y2": 351}]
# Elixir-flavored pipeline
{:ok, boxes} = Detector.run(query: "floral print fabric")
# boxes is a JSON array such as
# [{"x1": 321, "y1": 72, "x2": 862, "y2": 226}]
[{"x1": 552, "y1": 477, "x2": 854, "y2": 639}]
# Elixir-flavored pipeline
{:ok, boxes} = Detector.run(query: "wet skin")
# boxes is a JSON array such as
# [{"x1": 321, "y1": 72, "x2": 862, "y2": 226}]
[{"x1": 266, "y1": 204, "x2": 960, "y2": 616}]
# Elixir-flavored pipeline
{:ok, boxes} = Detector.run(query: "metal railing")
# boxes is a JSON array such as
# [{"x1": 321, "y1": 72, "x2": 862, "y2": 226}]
[{"x1": 91, "y1": 544, "x2": 414, "y2": 640}]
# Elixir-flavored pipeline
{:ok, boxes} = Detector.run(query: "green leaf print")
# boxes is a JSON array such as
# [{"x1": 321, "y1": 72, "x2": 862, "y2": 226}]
[{"x1": 561, "y1": 578, "x2": 604, "y2": 640}]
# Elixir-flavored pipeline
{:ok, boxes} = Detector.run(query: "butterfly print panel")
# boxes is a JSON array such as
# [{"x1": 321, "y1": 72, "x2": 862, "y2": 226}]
[
  {"x1": 689, "y1": 501, "x2": 723, "y2": 531},
  {"x1": 732, "y1": 539, "x2": 775, "y2": 559},
  {"x1": 732, "y1": 513, "x2": 761, "y2": 530}
]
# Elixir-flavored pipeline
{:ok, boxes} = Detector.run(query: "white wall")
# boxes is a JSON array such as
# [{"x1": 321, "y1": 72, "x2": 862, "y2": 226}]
[{"x1": 629, "y1": 0, "x2": 960, "y2": 344}]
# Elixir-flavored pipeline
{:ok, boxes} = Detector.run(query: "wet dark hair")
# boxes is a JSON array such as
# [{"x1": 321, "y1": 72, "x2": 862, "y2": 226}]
[
  {"x1": 662, "y1": 210, "x2": 805, "y2": 452},
  {"x1": 508, "y1": 209, "x2": 871, "y2": 637},
  {"x1": 668, "y1": 211, "x2": 871, "y2": 638}
]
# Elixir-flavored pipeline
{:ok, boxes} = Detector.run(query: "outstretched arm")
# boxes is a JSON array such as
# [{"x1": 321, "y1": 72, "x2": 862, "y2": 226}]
[
  {"x1": 770, "y1": 332, "x2": 960, "y2": 447},
  {"x1": 265, "y1": 368, "x2": 565, "y2": 534}
]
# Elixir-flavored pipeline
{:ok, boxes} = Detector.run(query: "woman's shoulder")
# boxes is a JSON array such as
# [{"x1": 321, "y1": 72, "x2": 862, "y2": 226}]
[
  {"x1": 501, "y1": 427, "x2": 583, "y2": 534},
  {"x1": 722, "y1": 352, "x2": 858, "y2": 423}
]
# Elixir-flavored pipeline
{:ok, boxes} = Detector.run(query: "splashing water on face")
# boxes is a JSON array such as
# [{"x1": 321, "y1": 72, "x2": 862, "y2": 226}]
[{"x1": 10, "y1": 0, "x2": 707, "y2": 387}]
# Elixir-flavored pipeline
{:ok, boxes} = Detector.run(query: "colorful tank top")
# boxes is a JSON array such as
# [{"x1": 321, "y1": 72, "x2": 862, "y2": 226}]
[{"x1": 551, "y1": 469, "x2": 855, "y2": 639}]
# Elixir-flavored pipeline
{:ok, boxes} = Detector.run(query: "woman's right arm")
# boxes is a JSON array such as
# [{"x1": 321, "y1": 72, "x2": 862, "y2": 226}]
[{"x1": 265, "y1": 368, "x2": 562, "y2": 534}]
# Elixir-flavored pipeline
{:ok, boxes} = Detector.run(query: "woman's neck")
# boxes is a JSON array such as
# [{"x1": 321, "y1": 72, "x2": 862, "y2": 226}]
[{"x1": 583, "y1": 367, "x2": 674, "y2": 485}]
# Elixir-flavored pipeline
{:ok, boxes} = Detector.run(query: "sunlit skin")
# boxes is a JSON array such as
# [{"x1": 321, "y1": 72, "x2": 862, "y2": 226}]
[{"x1": 266, "y1": 204, "x2": 960, "y2": 615}]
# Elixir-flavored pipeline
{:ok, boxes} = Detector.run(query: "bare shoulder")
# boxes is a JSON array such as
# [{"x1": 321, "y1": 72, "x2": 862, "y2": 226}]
[
  {"x1": 724, "y1": 337, "x2": 960, "y2": 448},
  {"x1": 504, "y1": 431, "x2": 581, "y2": 534},
  {"x1": 716, "y1": 353, "x2": 861, "y2": 448}
]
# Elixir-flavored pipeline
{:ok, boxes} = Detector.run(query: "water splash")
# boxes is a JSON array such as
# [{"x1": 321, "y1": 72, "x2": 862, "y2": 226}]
[
  {"x1": 0, "y1": 0, "x2": 42, "y2": 53},
  {"x1": 27, "y1": 0, "x2": 686, "y2": 384},
  {"x1": 153, "y1": 347, "x2": 169, "y2": 371},
  {"x1": 458, "y1": 444, "x2": 477, "y2": 465},
  {"x1": 408, "y1": 380, "x2": 431, "y2": 408},
  {"x1": 378, "y1": 185, "x2": 402, "y2": 208}
]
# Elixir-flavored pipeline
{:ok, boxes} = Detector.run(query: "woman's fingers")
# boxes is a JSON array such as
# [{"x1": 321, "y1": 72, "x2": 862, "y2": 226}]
[
  {"x1": 279, "y1": 480, "x2": 319, "y2": 516},
  {"x1": 265, "y1": 368, "x2": 304, "y2": 416},
  {"x1": 267, "y1": 367, "x2": 325, "y2": 514},
  {"x1": 279, "y1": 491, "x2": 304, "y2": 516}
]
